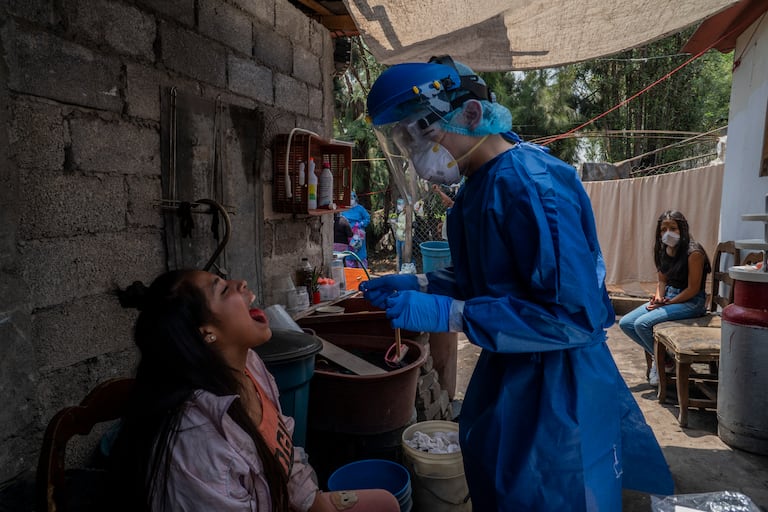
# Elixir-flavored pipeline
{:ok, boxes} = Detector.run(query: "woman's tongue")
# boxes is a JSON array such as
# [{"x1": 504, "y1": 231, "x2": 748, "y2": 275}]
[{"x1": 249, "y1": 308, "x2": 267, "y2": 323}]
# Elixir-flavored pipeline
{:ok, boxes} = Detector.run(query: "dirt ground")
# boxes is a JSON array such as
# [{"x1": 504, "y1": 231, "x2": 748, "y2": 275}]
[{"x1": 454, "y1": 323, "x2": 768, "y2": 511}]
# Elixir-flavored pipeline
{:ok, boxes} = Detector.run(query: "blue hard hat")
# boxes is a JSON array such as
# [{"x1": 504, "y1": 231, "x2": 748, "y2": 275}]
[
  {"x1": 367, "y1": 62, "x2": 461, "y2": 126},
  {"x1": 367, "y1": 57, "x2": 493, "y2": 127}
]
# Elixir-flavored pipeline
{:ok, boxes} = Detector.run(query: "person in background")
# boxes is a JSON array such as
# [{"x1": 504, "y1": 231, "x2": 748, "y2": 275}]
[
  {"x1": 333, "y1": 211, "x2": 353, "y2": 254},
  {"x1": 432, "y1": 184, "x2": 455, "y2": 240},
  {"x1": 360, "y1": 55, "x2": 673, "y2": 510},
  {"x1": 340, "y1": 191, "x2": 371, "y2": 268},
  {"x1": 111, "y1": 270, "x2": 399, "y2": 512},
  {"x1": 619, "y1": 210, "x2": 711, "y2": 386},
  {"x1": 388, "y1": 198, "x2": 407, "y2": 271}
]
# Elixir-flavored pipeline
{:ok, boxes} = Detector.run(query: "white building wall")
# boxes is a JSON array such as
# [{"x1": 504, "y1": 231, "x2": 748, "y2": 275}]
[{"x1": 720, "y1": 16, "x2": 768, "y2": 242}]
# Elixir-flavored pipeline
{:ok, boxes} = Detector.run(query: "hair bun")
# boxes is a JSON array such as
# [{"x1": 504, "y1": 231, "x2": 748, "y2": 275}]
[{"x1": 117, "y1": 280, "x2": 150, "y2": 310}]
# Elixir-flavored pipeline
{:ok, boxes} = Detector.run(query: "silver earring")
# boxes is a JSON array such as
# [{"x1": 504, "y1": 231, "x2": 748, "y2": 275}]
[{"x1": 207, "y1": 334, "x2": 216, "y2": 343}]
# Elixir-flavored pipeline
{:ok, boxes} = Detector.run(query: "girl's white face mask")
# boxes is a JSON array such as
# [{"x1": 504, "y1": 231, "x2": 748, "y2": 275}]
[{"x1": 661, "y1": 231, "x2": 680, "y2": 247}]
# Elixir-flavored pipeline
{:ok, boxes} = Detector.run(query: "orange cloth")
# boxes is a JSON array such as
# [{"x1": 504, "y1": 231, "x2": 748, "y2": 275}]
[{"x1": 245, "y1": 369, "x2": 293, "y2": 478}]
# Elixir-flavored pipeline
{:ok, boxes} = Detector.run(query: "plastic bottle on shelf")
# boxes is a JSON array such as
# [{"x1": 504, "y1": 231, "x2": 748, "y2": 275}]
[
  {"x1": 297, "y1": 257, "x2": 312, "y2": 290},
  {"x1": 298, "y1": 161, "x2": 306, "y2": 186},
  {"x1": 331, "y1": 255, "x2": 346, "y2": 294},
  {"x1": 307, "y1": 158, "x2": 318, "y2": 210},
  {"x1": 318, "y1": 161, "x2": 333, "y2": 208}
]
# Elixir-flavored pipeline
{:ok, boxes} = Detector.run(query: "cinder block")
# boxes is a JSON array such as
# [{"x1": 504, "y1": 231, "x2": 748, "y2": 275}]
[
  {"x1": 137, "y1": 0, "x2": 195, "y2": 26},
  {"x1": 231, "y1": 0, "x2": 274, "y2": 26},
  {"x1": 160, "y1": 21, "x2": 226, "y2": 88},
  {"x1": 293, "y1": 46, "x2": 321, "y2": 86},
  {"x1": 199, "y1": 0, "x2": 253, "y2": 56},
  {"x1": 3, "y1": 23, "x2": 122, "y2": 112},
  {"x1": 18, "y1": 169, "x2": 126, "y2": 239},
  {"x1": 69, "y1": 116, "x2": 160, "y2": 176},
  {"x1": 9, "y1": 99, "x2": 68, "y2": 171},
  {"x1": 274, "y1": 1, "x2": 308, "y2": 46},
  {"x1": 5, "y1": 0, "x2": 57, "y2": 28},
  {"x1": 228, "y1": 55, "x2": 274, "y2": 105},
  {"x1": 35, "y1": 347, "x2": 138, "y2": 426},
  {"x1": 307, "y1": 87, "x2": 323, "y2": 120},
  {"x1": 32, "y1": 294, "x2": 136, "y2": 370},
  {"x1": 126, "y1": 175, "x2": 164, "y2": 228},
  {"x1": 19, "y1": 231, "x2": 166, "y2": 309},
  {"x1": 254, "y1": 22, "x2": 292, "y2": 74},
  {"x1": 64, "y1": 0, "x2": 156, "y2": 60},
  {"x1": 273, "y1": 74, "x2": 308, "y2": 116},
  {"x1": 125, "y1": 63, "x2": 165, "y2": 122}
]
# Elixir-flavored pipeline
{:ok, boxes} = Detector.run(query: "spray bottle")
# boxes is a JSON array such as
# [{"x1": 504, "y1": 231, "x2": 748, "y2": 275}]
[{"x1": 307, "y1": 157, "x2": 318, "y2": 210}]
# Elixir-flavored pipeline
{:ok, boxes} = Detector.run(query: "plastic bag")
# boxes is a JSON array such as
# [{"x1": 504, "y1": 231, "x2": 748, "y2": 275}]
[{"x1": 650, "y1": 491, "x2": 761, "y2": 512}]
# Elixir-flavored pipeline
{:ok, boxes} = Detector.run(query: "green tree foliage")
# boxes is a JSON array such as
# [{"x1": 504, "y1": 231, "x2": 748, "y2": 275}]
[
  {"x1": 332, "y1": 38, "x2": 391, "y2": 247},
  {"x1": 570, "y1": 28, "x2": 732, "y2": 168}
]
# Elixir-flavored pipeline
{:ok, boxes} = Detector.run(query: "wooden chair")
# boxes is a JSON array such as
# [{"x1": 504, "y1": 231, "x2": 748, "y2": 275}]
[
  {"x1": 653, "y1": 241, "x2": 739, "y2": 427},
  {"x1": 36, "y1": 377, "x2": 134, "y2": 512}
]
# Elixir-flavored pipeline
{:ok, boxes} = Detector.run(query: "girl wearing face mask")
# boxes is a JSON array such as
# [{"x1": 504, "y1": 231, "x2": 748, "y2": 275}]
[{"x1": 619, "y1": 210, "x2": 711, "y2": 386}]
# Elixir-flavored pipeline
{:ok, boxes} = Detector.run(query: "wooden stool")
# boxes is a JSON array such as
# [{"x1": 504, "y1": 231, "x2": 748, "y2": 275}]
[{"x1": 654, "y1": 326, "x2": 721, "y2": 427}]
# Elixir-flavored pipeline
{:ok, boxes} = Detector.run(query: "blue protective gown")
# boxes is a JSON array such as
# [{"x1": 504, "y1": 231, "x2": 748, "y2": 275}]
[{"x1": 428, "y1": 138, "x2": 674, "y2": 511}]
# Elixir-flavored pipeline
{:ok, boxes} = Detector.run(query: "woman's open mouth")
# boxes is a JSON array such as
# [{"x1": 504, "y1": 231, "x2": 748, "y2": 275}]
[{"x1": 249, "y1": 308, "x2": 268, "y2": 324}]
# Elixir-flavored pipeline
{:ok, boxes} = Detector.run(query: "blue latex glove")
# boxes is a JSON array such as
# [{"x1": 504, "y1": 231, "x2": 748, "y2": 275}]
[
  {"x1": 360, "y1": 274, "x2": 420, "y2": 309},
  {"x1": 385, "y1": 290, "x2": 452, "y2": 332}
]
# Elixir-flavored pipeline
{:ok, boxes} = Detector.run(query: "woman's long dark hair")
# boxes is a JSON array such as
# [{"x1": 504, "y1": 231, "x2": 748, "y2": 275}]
[
  {"x1": 653, "y1": 210, "x2": 692, "y2": 274},
  {"x1": 111, "y1": 270, "x2": 289, "y2": 511}
]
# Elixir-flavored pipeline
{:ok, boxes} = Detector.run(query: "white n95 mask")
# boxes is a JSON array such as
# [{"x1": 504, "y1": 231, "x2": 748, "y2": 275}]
[
  {"x1": 409, "y1": 142, "x2": 461, "y2": 185},
  {"x1": 661, "y1": 231, "x2": 680, "y2": 247}
]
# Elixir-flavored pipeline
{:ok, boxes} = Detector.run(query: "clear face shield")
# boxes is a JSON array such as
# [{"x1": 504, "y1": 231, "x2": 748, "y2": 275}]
[{"x1": 373, "y1": 115, "x2": 462, "y2": 199}]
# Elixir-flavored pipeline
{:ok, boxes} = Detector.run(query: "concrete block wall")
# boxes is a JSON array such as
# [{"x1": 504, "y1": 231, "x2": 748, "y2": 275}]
[{"x1": 0, "y1": 0, "x2": 338, "y2": 485}]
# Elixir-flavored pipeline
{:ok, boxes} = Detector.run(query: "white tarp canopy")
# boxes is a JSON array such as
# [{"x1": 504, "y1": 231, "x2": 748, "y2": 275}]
[{"x1": 341, "y1": 0, "x2": 740, "y2": 70}]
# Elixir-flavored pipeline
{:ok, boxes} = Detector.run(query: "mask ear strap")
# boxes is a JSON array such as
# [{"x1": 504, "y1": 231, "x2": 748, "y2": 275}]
[{"x1": 448, "y1": 135, "x2": 489, "y2": 168}]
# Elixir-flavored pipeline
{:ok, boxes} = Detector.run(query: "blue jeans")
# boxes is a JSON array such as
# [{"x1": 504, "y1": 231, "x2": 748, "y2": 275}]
[{"x1": 618, "y1": 287, "x2": 707, "y2": 354}]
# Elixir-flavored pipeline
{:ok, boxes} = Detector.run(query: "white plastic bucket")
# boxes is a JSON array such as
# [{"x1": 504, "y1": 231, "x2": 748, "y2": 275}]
[{"x1": 401, "y1": 420, "x2": 471, "y2": 512}]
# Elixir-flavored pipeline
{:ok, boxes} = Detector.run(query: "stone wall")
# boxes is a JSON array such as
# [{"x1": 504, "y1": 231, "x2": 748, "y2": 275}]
[{"x1": 0, "y1": 0, "x2": 337, "y2": 485}]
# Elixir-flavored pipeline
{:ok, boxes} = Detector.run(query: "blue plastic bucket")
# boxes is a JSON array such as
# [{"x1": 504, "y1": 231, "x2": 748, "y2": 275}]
[
  {"x1": 252, "y1": 329, "x2": 322, "y2": 447},
  {"x1": 328, "y1": 459, "x2": 412, "y2": 511},
  {"x1": 420, "y1": 241, "x2": 451, "y2": 273}
]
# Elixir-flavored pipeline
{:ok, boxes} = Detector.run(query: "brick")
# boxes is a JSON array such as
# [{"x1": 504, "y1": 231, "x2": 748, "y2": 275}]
[
  {"x1": 160, "y1": 21, "x2": 226, "y2": 88},
  {"x1": 199, "y1": 0, "x2": 253, "y2": 56},
  {"x1": 228, "y1": 55, "x2": 274, "y2": 105},
  {"x1": 126, "y1": 175, "x2": 164, "y2": 228},
  {"x1": 232, "y1": 0, "x2": 274, "y2": 26},
  {"x1": 19, "y1": 231, "x2": 166, "y2": 309},
  {"x1": 18, "y1": 170, "x2": 126, "y2": 239},
  {"x1": 136, "y1": 0, "x2": 195, "y2": 26},
  {"x1": 274, "y1": 74, "x2": 308, "y2": 116},
  {"x1": 69, "y1": 116, "x2": 160, "y2": 176},
  {"x1": 253, "y1": 24, "x2": 292, "y2": 74},
  {"x1": 9, "y1": 99, "x2": 68, "y2": 171},
  {"x1": 64, "y1": 0, "x2": 156, "y2": 61},
  {"x1": 293, "y1": 46, "x2": 321, "y2": 86},
  {"x1": 3, "y1": 23, "x2": 123, "y2": 112},
  {"x1": 32, "y1": 294, "x2": 136, "y2": 370}
]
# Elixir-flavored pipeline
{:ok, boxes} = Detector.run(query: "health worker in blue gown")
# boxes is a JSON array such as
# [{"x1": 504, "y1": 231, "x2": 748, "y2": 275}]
[
  {"x1": 340, "y1": 190, "x2": 371, "y2": 268},
  {"x1": 360, "y1": 56, "x2": 674, "y2": 511}
]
